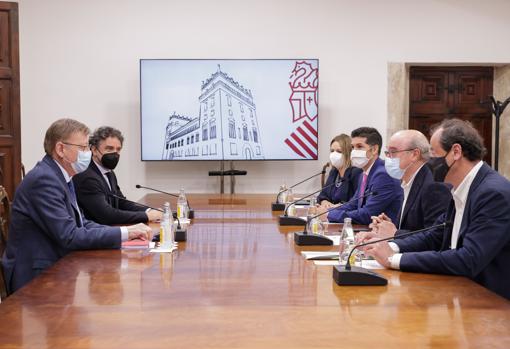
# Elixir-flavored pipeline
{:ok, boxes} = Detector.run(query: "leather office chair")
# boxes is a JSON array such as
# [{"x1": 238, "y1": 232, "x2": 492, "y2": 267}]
[{"x1": 0, "y1": 185, "x2": 10, "y2": 300}]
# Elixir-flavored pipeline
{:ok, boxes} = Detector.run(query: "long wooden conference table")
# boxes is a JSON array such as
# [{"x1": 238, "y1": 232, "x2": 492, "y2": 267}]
[{"x1": 1, "y1": 194, "x2": 509, "y2": 348}]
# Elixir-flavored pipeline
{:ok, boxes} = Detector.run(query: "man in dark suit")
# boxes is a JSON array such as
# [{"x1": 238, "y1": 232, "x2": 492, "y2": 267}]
[
  {"x1": 325, "y1": 127, "x2": 403, "y2": 225},
  {"x1": 73, "y1": 127, "x2": 162, "y2": 225},
  {"x1": 358, "y1": 130, "x2": 451, "y2": 240},
  {"x1": 2, "y1": 119, "x2": 151, "y2": 294},
  {"x1": 365, "y1": 119, "x2": 510, "y2": 300}
]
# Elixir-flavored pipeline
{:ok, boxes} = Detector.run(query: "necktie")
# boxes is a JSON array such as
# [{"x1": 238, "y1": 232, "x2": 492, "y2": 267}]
[
  {"x1": 67, "y1": 180, "x2": 78, "y2": 204},
  {"x1": 105, "y1": 171, "x2": 115, "y2": 192},
  {"x1": 67, "y1": 181, "x2": 83, "y2": 226},
  {"x1": 358, "y1": 173, "x2": 368, "y2": 208}
]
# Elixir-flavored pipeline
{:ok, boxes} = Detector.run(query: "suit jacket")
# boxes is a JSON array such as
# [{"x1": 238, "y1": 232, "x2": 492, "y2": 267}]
[
  {"x1": 73, "y1": 161, "x2": 147, "y2": 225},
  {"x1": 317, "y1": 166, "x2": 362, "y2": 205},
  {"x1": 395, "y1": 163, "x2": 510, "y2": 300},
  {"x1": 395, "y1": 165, "x2": 451, "y2": 236},
  {"x1": 328, "y1": 158, "x2": 403, "y2": 225},
  {"x1": 2, "y1": 155, "x2": 121, "y2": 294}
]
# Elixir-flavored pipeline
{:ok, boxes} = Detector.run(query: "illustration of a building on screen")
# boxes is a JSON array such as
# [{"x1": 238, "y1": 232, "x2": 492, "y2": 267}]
[
  {"x1": 140, "y1": 59, "x2": 318, "y2": 161},
  {"x1": 162, "y1": 66, "x2": 264, "y2": 160}
]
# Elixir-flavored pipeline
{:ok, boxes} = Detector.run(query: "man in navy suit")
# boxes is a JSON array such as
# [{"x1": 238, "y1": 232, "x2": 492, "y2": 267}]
[
  {"x1": 325, "y1": 127, "x2": 403, "y2": 225},
  {"x1": 73, "y1": 126, "x2": 162, "y2": 225},
  {"x1": 2, "y1": 119, "x2": 152, "y2": 294},
  {"x1": 358, "y1": 130, "x2": 451, "y2": 239},
  {"x1": 366, "y1": 119, "x2": 510, "y2": 300}
]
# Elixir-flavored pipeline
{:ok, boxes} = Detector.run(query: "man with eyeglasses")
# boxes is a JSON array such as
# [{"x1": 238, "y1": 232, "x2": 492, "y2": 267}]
[
  {"x1": 356, "y1": 129, "x2": 451, "y2": 242},
  {"x1": 2, "y1": 119, "x2": 152, "y2": 294},
  {"x1": 325, "y1": 127, "x2": 403, "y2": 225},
  {"x1": 363, "y1": 119, "x2": 510, "y2": 300},
  {"x1": 73, "y1": 127, "x2": 162, "y2": 225}
]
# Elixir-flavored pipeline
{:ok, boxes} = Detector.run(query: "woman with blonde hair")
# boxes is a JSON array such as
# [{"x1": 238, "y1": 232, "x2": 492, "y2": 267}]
[{"x1": 317, "y1": 134, "x2": 362, "y2": 208}]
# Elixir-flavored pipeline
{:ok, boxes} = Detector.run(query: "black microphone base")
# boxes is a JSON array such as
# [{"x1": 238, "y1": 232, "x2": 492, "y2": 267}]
[
  {"x1": 279, "y1": 215, "x2": 306, "y2": 226},
  {"x1": 172, "y1": 209, "x2": 195, "y2": 219},
  {"x1": 271, "y1": 202, "x2": 286, "y2": 211},
  {"x1": 294, "y1": 232, "x2": 333, "y2": 246},
  {"x1": 333, "y1": 265, "x2": 388, "y2": 286},
  {"x1": 175, "y1": 228, "x2": 187, "y2": 242}
]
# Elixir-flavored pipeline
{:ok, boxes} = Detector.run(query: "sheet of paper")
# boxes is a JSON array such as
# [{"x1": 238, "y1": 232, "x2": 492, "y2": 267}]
[
  {"x1": 301, "y1": 251, "x2": 339, "y2": 260},
  {"x1": 313, "y1": 259, "x2": 385, "y2": 269},
  {"x1": 150, "y1": 246, "x2": 177, "y2": 253},
  {"x1": 150, "y1": 242, "x2": 178, "y2": 253},
  {"x1": 325, "y1": 235, "x2": 341, "y2": 246}
]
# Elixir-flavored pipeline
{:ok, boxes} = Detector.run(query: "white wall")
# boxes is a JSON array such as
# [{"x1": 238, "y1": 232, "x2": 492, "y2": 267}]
[{"x1": 17, "y1": 0, "x2": 510, "y2": 200}]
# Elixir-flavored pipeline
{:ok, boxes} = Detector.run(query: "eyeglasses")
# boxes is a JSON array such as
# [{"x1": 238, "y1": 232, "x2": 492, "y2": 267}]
[
  {"x1": 384, "y1": 148, "x2": 415, "y2": 158},
  {"x1": 62, "y1": 142, "x2": 89, "y2": 152}
]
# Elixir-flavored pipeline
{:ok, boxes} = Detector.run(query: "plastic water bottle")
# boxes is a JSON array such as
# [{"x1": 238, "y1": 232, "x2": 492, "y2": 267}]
[
  {"x1": 160, "y1": 202, "x2": 174, "y2": 249},
  {"x1": 177, "y1": 188, "x2": 188, "y2": 219},
  {"x1": 339, "y1": 218, "x2": 360, "y2": 265},
  {"x1": 278, "y1": 183, "x2": 288, "y2": 204},
  {"x1": 306, "y1": 215, "x2": 324, "y2": 235}
]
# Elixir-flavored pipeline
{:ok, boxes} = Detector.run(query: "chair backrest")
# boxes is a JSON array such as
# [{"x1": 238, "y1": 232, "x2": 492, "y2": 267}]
[
  {"x1": 0, "y1": 185, "x2": 10, "y2": 300},
  {"x1": 0, "y1": 226, "x2": 7, "y2": 300},
  {"x1": 321, "y1": 162, "x2": 330, "y2": 187},
  {"x1": 0, "y1": 185, "x2": 10, "y2": 243}
]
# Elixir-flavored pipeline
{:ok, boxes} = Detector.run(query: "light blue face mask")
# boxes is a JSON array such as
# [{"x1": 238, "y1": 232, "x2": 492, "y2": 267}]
[
  {"x1": 384, "y1": 157, "x2": 405, "y2": 180},
  {"x1": 71, "y1": 150, "x2": 92, "y2": 174}
]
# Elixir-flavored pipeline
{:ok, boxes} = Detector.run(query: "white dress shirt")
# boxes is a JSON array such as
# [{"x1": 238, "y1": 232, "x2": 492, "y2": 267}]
[{"x1": 388, "y1": 160, "x2": 483, "y2": 269}]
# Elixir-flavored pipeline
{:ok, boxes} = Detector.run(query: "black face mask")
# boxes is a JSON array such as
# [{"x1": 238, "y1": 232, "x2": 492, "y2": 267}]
[
  {"x1": 427, "y1": 154, "x2": 451, "y2": 182},
  {"x1": 100, "y1": 152, "x2": 120, "y2": 170}
]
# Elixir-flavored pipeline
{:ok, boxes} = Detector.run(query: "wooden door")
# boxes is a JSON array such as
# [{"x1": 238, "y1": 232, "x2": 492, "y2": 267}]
[
  {"x1": 409, "y1": 67, "x2": 493, "y2": 164},
  {"x1": 0, "y1": 2, "x2": 20, "y2": 199}
]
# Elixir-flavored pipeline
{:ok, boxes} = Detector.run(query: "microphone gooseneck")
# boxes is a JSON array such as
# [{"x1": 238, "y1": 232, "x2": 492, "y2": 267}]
[
  {"x1": 344, "y1": 221, "x2": 452, "y2": 270},
  {"x1": 107, "y1": 193, "x2": 164, "y2": 212},
  {"x1": 276, "y1": 170, "x2": 327, "y2": 203},
  {"x1": 306, "y1": 191, "x2": 378, "y2": 222},
  {"x1": 283, "y1": 181, "x2": 337, "y2": 217}
]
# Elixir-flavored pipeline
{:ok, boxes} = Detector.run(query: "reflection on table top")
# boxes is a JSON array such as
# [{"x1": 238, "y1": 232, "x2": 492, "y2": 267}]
[{"x1": 1, "y1": 194, "x2": 509, "y2": 348}]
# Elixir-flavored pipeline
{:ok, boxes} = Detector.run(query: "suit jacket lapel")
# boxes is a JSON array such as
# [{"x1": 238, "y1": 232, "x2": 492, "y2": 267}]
[
  {"x1": 400, "y1": 165, "x2": 427, "y2": 227},
  {"x1": 441, "y1": 200, "x2": 456, "y2": 250},
  {"x1": 456, "y1": 163, "x2": 491, "y2": 247},
  {"x1": 43, "y1": 155, "x2": 82, "y2": 227}
]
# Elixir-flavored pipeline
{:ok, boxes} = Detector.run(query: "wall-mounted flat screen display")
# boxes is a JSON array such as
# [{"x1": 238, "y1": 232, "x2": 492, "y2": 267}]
[{"x1": 140, "y1": 59, "x2": 319, "y2": 161}]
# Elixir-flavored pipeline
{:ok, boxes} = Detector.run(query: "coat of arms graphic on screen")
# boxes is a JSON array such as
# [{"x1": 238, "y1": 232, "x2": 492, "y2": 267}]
[{"x1": 284, "y1": 61, "x2": 319, "y2": 159}]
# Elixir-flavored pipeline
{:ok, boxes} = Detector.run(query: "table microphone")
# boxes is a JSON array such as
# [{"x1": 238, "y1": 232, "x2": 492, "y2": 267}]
[
  {"x1": 272, "y1": 169, "x2": 327, "y2": 211},
  {"x1": 108, "y1": 193, "x2": 187, "y2": 242},
  {"x1": 333, "y1": 221, "x2": 453, "y2": 286},
  {"x1": 278, "y1": 181, "x2": 337, "y2": 226},
  {"x1": 293, "y1": 191, "x2": 377, "y2": 246},
  {"x1": 135, "y1": 184, "x2": 195, "y2": 219}
]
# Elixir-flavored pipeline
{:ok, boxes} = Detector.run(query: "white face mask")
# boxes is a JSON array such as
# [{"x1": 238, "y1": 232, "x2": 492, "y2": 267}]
[
  {"x1": 351, "y1": 149, "x2": 369, "y2": 168},
  {"x1": 329, "y1": 151, "x2": 344, "y2": 168},
  {"x1": 70, "y1": 150, "x2": 92, "y2": 174}
]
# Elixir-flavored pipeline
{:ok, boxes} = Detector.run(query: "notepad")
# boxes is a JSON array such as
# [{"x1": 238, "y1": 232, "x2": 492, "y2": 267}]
[{"x1": 121, "y1": 240, "x2": 155, "y2": 249}]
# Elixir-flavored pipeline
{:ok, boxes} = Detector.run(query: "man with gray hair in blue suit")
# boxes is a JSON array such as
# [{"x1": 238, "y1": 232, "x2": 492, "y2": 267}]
[{"x1": 2, "y1": 118, "x2": 152, "y2": 294}]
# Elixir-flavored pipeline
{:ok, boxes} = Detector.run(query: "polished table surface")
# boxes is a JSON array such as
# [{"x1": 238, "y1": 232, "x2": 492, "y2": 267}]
[{"x1": 1, "y1": 194, "x2": 509, "y2": 348}]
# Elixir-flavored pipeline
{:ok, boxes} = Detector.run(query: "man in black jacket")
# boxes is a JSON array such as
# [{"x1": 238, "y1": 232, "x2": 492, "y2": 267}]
[
  {"x1": 73, "y1": 127, "x2": 162, "y2": 225},
  {"x1": 357, "y1": 129, "x2": 451, "y2": 240}
]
